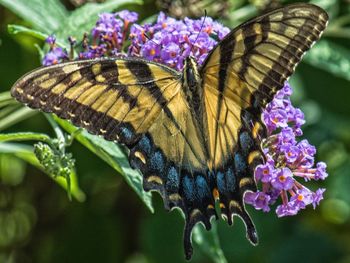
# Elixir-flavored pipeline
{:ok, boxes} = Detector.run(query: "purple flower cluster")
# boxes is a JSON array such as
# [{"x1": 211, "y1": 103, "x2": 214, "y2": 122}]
[
  {"x1": 42, "y1": 35, "x2": 68, "y2": 66},
  {"x1": 129, "y1": 13, "x2": 230, "y2": 70},
  {"x1": 42, "y1": 11, "x2": 229, "y2": 70},
  {"x1": 80, "y1": 11, "x2": 138, "y2": 58},
  {"x1": 245, "y1": 83, "x2": 328, "y2": 217},
  {"x1": 41, "y1": 10, "x2": 328, "y2": 218}
]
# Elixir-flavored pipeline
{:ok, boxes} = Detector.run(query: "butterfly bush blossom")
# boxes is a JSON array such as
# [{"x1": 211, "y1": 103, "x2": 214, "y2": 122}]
[
  {"x1": 244, "y1": 83, "x2": 328, "y2": 217},
  {"x1": 42, "y1": 11, "x2": 327, "y2": 217}
]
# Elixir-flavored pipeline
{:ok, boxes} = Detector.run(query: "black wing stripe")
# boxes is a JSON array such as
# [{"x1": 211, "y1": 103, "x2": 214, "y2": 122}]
[
  {"x1": 242, "y1": 57, "x2": 284, "y2": 88},
  {"x1": 205, "y1": 72, "x2": 252, "y2": 106},
  {"x1": 134, "y1": 81, "x2": 180, "y2": 133},
  {"x1": 212, "y1": 37, "x2": 236, "y2": 166},
  {"x1": 126, "y1": 60, "x2": 178, "y2": 123}
]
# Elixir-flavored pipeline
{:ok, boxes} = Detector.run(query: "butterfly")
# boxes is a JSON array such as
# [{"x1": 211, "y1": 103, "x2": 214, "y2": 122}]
[{"x1": 11, "y1": 3, "x2": 328, "y2": 259}]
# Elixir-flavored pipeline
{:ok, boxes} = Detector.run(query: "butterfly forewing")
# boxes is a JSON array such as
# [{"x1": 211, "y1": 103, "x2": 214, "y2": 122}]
[
  {"x1": 201, "y1": 3, "x2": 328, "y2": 168},
  {"x1": 199, "y1": 2, "x2": 328, "y2": 250},
  {"x1": 12, "y1": 58, "x2": 178, "y2": 141}
]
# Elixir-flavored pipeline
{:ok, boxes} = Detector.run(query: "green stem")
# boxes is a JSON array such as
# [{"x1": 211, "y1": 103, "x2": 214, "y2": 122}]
[
  {"x1": 44, "y1": 114, "x2": 66, "y2": 152},
  {"x1": 324, "y1": 27, "x2": 350, "y2": 39},
  {"x1": 0, "y1": 107, "x2": 38, "y2": 131},
  {"x1": 0, "y1": 91, "x2": 13, "y2": 101},
  {"x1": 0, "y1": 105, "x2": 20, "y2": 119},
  {"x1": 331, "y1": 14, "x2": 350, "y2": 27},
  {"x1": 0, "y1": 142, "x2": 86, "y2": 202}
]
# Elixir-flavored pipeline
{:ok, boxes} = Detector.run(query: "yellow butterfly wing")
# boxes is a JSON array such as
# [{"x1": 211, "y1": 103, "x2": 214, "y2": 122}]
[
  {"x1": 200, "y1": 2, "x2": 328, "y2": 244},
  {"x1": 12, "y1": 57, "x2": 217, "y2": 259},
  {"x1": 11, "y1": 57, "x2": 209, "y2": 186}
]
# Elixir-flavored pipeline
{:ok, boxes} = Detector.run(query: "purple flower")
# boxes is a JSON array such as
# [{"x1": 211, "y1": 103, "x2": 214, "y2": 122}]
[
  {"x1": 92, "y1": 13, "x2": 121, "y2": 38},
  {"x1": 276, "y1": 203, "x2": 299, "y2": 217},
  {"x1": 280, "y1": 145, "x2": 300, "y2": 164},
  {"x1": 290, "y1": 188, "x2": 313, "y2": 208},
  {"x1": 312, "y1": 188, "x2": 326, "y2": 208},
  {"x1": 46, "y1": 34, "x2": 56, "y2": 45},
  {"x1": 271, "y1": 168, "x2": 294, "y2": 191},
  {"x1": 315, "y1": 162, "x2": 328, "y2": 180},
  {"x1": 42, "y1": 36, "x2": 68, "y2": 66},
  {"x1": 277, "y1": 127, "x2": 296, "y2": 145},
  {"x1": 79, "y1": 44, "x2": 107, "y2": 59},
  {"x1": 161, "y1": 42, "x2": 181, "y2": 67},
  {"x1": 141, "y1": 41, "x2": 160, "y2": 60},
  {"x1": 263, "y1": 109, "x2": 288, "y2": 132},
  {"x1": 116, "y1": 10, "x2": 138, "y2": 23},
  {"x1": 129, "y1": 12, "x2": 230, "y2": 70},
  {"x1": 255, "y1": 163, "x2": 274, "y2": 183},
  {"x1": 88, "y1": 11, "x2": 136, "y2": 55},
  {"x1": 245, "y1": 191, "x2": 271, "y2": 212},
  {"x1": 245, "y1": 81, "x2": 328, "y2": 218}
]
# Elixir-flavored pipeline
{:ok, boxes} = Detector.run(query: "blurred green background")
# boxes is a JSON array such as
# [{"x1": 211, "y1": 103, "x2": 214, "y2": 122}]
[{"x1": 0, "y1": 0, "x2": 350, "y2": 262}]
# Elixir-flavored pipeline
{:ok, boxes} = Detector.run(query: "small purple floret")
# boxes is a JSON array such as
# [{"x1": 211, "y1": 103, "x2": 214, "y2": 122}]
[
  {"x1": 271, "y1": 168, "x2": 294, "y2": 191},
  {"x1": 42, "y1": 36, "x2": 68, "y2": 65},
  {"x1": 46, "y1": 34, "x2": 56, "y2": 45},
  {"x1": 116, "y1": 10, "x2": 138, "y2": 23},
  {"x1": 245, "y1": 191, "x2": 271, "y2": 212},
  {"x1": 315, "y1": 162, "x2": 328, "y2": 180}
]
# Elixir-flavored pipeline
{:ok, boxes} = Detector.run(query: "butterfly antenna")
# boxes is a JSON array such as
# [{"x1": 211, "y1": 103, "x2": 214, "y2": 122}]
[
  {"x1": 144, "y1": 32, "x2": 159, "y2": 47},
  {"x1": 189, "y1": 10, "x2": 207, "y2": 55}
]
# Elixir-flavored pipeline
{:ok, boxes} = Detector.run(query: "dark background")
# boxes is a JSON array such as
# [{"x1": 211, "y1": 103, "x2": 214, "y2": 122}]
[{"x1": 0, "y1": 0, "x2": 350, "y2": 262}]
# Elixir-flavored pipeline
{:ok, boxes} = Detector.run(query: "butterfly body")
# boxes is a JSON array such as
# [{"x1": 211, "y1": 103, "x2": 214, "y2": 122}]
[{"x1": 11, "y1": 4, "x2": 328, "y2": 260}]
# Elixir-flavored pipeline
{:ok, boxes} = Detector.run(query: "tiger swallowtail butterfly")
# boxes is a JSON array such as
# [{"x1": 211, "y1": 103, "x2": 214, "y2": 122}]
[{"x1": 11, "y1": 3, "x2": 328, "y2": 259}]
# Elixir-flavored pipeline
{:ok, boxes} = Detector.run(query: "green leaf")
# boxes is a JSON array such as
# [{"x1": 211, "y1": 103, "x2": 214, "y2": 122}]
[
  {"x1": 0, "y1": 0, "x2": 68, "y2": 33},
  {"x1": 0, "y1": 91, "x2": 17, "y2": 108},
  {"x1": 7, "y1": 24, "x2": 66, "y2": 47},
  {"x1": 0, "y1": 142, "x2": 85, "y2": 202},
  {"x1": 55, "y1": 0, "x2": 143, "y2": 46},
  {"x1": 0, "y1": 132, "x2": 52, "y2": 144},
  {"x1": 193, "y1": 222, "x2": 228, "y2": 263},
  {"x1": 0, "y1": 107, "x2": 38, "y2": 131},
  {"x1": 304, "y1": 40, "x2": 350, "y2": 81},
  {"x1": 54, "y1": 117, "x2": 154, "y2": 213},
  {"x1": 311, "y1": 0, "x2": 339, "y2": 18}
]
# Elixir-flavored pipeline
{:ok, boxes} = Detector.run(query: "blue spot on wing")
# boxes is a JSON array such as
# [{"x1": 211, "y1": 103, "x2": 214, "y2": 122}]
[
  {"x1": 239, "y1": 131, "x2": 253, "y2": 154},
  {"x1": 120, "y1": 126, "x2": 133, "y2": 140},
  {"x1": 234, "y1": 153, "x2": 246, "y2": 175},
  {"x1": 195, "y1": 176, "x2": 210, "y2": 199},
  {"x1": 138, "y1": 136, "x2": 152, "y2": 155},
  {"x1": 216, "y1": 171, "x2": 226, "y2": 193},
  {"x1": 166, "y1": 166, "x2": 180, "y2": 192},
  {"x1": 150, "y1": 151, "x2": 165, "y2": 172},
  {"x1": 183, "y1": 176, "x2": 195, "y2": 201},
  {"x1": 225, "y1": 168, "x2": 236, "y2": 191}
]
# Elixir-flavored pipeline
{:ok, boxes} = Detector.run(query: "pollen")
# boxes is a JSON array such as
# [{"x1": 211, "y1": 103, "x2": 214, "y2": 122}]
[{"x1": 279, "y1": 175, "x2": 286, "y2": 182}]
